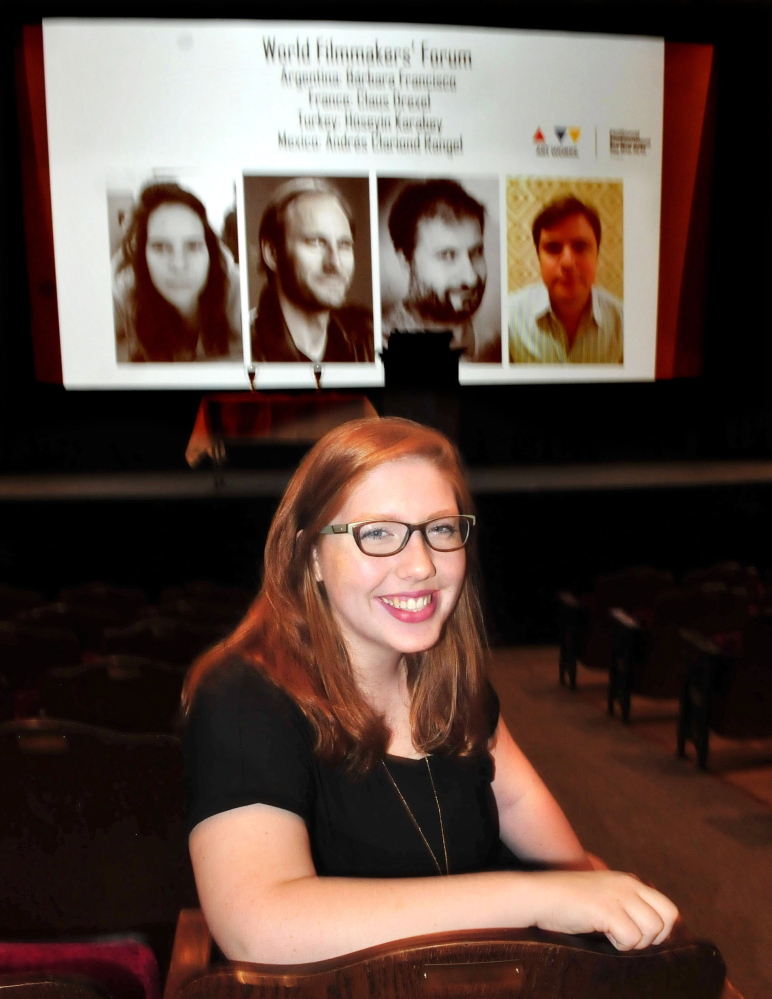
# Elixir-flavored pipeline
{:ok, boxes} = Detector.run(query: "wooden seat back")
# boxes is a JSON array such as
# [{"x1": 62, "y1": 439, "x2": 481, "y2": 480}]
[{"x1": 165, "y1": 912, "x2": 729, "y2": 999}]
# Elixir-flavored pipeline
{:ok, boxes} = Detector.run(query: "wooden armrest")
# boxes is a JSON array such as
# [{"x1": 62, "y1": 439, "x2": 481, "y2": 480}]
[
  {"x1": 557, "y1": 590, "x2": 581, "y2": 609},
  {"x1": 609, "y1": 606, "x2": 642, "y2": 630},
  {"x1": 163, "y1": 908, "x2": 212, "y2": 999},
  {"x1": 679, "y1": 628, "x2": 721, "y2": 658},
  {"x1": 172, "y1": 925, "x2": 728, "y2": 999}
]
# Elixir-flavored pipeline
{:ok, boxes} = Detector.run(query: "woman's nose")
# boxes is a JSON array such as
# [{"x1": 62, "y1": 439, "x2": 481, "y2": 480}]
[
  {"x1": 168, "y1": 247, "x2": 184, "y2": 270},
  {"x1": 395, "y1": 529, "x2": 437, "y2": 580}
]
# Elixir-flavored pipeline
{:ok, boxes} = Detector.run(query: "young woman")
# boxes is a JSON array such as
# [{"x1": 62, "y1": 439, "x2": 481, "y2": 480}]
[
  {"x1": 182, "y1": 416, "x2": 677, "y2": 964},
  {"x1": 113, "y1": 182, "x2": 242, "y2": 363}
]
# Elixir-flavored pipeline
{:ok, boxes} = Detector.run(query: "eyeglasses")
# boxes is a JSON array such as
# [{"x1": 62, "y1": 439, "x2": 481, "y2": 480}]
[{"x1": 319, "y1": 515, "x2": 476, "y2": 557}]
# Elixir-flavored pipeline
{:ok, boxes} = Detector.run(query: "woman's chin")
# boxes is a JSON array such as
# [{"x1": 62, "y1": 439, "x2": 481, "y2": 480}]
[
  {"x1": 393, "y1": 624, "x2": 446, "y2": 656},
  {"x1": 158, "y1": 290, "x2": 200, "y2": 316}
]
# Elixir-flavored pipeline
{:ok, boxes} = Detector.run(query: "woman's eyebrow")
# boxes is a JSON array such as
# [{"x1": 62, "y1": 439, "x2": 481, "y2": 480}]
[{"x1": 344, "y1": 509, "x2": 459, "y2": 523}]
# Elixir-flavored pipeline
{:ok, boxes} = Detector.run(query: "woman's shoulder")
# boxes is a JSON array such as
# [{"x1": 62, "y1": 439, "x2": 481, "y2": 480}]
[
  {"x1": 191, "y1": 657, "x2": 306, "y2": 729},
  {"x1": 184, "y1": 658, "x2": 316, "y2": 832}
]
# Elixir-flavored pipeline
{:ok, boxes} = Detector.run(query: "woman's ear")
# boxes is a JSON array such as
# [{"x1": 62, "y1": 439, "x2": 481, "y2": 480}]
[
  {"x1": 298, "y1": 529, "x2": 323, "y2": 583},
  {"x1": 311, "y1": 546, "x2": 323, "y2": 583}
]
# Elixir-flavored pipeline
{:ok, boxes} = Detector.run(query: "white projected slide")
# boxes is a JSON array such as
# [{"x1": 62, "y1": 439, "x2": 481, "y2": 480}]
[{"x1": 43, "y1": 19, "x2": 663, "y2": 389}]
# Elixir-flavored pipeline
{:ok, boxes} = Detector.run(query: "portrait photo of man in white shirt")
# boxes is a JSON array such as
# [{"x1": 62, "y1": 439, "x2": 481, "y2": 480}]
[{"x1": 508, "y1": 195, "x2": 623, "y2": 365}]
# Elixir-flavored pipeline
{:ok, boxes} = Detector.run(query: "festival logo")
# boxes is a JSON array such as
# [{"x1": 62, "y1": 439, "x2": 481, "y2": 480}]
[{"x1": 534, "y1": 126, "x2": 582, "y2": 159}]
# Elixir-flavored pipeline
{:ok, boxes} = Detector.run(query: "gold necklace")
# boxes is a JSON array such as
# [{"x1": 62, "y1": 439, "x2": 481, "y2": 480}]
[{"x1": 381, "y1": 756, "x2": 449, "y2": 875}]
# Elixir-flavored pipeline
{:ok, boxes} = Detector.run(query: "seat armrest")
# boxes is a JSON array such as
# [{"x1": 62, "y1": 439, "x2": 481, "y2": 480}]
[
  {"x1": 679, "y1": 629, "x2": 722, "y2": 693},
  {"x1": 164, "y1": 909, "x2": 211, "y2": 999},
  {"x1": 609, "y1": 606, "x2": 642, "y2": 631},
  {"x1": 556, "y1": 590, "x2": 581, "y2": 610},
  {"x1": 679, "y1": 629, "x2": 720, "y2": 658}
]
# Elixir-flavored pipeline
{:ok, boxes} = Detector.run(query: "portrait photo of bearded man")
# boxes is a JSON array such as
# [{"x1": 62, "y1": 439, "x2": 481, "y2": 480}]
[
  {"x1": 245, "y1": 176, "x2": 374, "y2": 365},
  {"x1": 379, "y1": 177, "x2": 501, "y2": 364}
]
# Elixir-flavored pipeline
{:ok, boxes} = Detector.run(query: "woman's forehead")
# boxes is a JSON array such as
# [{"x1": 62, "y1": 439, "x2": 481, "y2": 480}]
[
  {"x1": 147, "y1": 202, "x2": 205, "y2": 238},
  {"x1": 332, "y1": 458, "x2": 458, "y2": 518}
]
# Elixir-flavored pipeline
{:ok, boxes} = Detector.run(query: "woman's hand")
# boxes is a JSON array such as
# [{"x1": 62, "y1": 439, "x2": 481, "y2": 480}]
[{"x1": 527, "y1": 869, "x2": 679, "y2": 951}]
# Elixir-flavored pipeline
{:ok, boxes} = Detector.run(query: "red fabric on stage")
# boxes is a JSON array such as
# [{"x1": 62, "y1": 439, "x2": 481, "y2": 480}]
[{"x1": 186, "y1": 392, "x2": 378, "y2": 467}]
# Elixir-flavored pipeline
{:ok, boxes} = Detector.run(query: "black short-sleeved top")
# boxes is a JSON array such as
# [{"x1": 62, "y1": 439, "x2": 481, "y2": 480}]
[{"x1": 184, "y1": 660, "x2": 521, "y2": 877}]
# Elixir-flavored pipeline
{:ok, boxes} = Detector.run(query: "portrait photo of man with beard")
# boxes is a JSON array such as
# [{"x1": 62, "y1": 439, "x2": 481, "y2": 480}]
[
  {"x1": 245, "y1": 176, "x2": 374, "y2": 365},
  {"x1": 379, "y1": 177, "x2": 501, "y2": 364}
]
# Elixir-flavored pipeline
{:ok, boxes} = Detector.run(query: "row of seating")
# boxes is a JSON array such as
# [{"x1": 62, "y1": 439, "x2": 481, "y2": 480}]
[
  {"x1": 0, "y1": 716, "x2": 195, "y2": 999},
  {"x1": 0, "y1": 580, "x2": 253, "y2": 699},
  {"x1": 0, "y1": 580, "x2": 253, "y2": 621},
  {"x1": 28, "y1": 656, "x2": 185, "y2": 732},
  {"x1": 0, "y1": 589, "x2": 210, "y2": 997},
  {"x1": 557, "y1": 563, "x2": 772, "y2": 768},
  {"x1": 558, "y1": 562, "x2": 763, "y2": 685}
]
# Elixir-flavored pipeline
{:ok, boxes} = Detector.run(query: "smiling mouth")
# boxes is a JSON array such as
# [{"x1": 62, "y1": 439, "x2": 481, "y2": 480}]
[{"x1": 380, "y1": 594, "x2": 433, "y2": 612}]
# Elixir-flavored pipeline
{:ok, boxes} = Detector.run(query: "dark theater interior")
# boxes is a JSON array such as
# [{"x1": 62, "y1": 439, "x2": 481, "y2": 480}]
[{"x1": 0, "y1": 3, "x2": 771, "y2": 998}]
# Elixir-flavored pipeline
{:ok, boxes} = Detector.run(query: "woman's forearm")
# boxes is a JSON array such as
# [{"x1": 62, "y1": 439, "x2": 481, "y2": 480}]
[
  {"x1": 218, "y1": 869, "x2": 525, "y2": 963},
  {"x1": 214, "y1": 868, "x2": 676, "y2": 965},
  {"x1": 191, "y1": 803, "x2": 675, "y2": 966}
]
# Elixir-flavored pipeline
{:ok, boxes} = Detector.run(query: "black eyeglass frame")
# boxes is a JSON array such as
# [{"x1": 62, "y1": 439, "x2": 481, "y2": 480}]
[{"x1": 318, "y1": 515, "x2": 476, "y2": 557}]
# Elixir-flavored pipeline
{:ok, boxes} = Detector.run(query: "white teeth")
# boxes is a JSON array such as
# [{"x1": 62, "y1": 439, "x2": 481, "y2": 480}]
[{"x1": 381, "y1": 595, "x2": 432, "y2": 611}]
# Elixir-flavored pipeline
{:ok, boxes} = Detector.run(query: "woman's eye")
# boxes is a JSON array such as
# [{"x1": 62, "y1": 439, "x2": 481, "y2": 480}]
[
  {"x1": 185, "y1": 240, "x2": 206, "y2": 253},
  {"x1": 428, "y1": 520, "x2": 458, "y2": 538},
  {"x1": 360, "y1": 526, "x2": 393, "y2": 542},
  {"x1": 149, "y1": 241, "x2": 170, "y2": 255}
]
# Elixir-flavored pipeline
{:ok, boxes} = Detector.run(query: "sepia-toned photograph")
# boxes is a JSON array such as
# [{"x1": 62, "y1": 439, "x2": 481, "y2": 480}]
[
  {"x1": 109, "y1": 174, "x2": 243, "y2": 364},
  {"x1": 243, "y1": 175, "x2": 374, "y2": 365},
  {"x1": 378, "y1": 176, "x2": 501, "y2": 364},
  {"x1": 507, "y1": 177, "x2": 623, "y2": 365}
]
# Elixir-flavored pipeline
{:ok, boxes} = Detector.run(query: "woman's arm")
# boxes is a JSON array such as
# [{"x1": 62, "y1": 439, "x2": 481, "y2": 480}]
[
  {"x1": 489, "y1": 716, "x2": 595, "y2": 868},
  {"x1": 189, "y1": 797, "x2": 677, "y2": 965}
]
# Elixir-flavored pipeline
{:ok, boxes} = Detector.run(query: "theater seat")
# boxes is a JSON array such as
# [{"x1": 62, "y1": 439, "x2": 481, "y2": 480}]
[
  {"x1": 678, "y1": 622, "x2": 772, "y2": 768},
  {"x1": 0, "y1": 972, "x2": 110, "y2": 999},
  {"x1": 0, "y1": 939, "x2": 159, "y2": 999},
  {"x1": 38, "y1": 657, "x2": 185, "y2": 733},
  {"x1": 163, "y1": 909, "x2": 740, "y2": 999},
  {"x1": 0, "y1": 720, "x2": 198, "y2": 972}
]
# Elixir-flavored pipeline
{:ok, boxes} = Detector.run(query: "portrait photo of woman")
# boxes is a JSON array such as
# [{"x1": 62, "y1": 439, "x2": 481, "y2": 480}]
[{"x1": 111, "y1": 180, "x2": 243, "y2": 363}]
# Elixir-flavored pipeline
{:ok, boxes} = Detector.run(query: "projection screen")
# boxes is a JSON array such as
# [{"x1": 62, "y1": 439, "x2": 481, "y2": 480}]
[{"x1": 42, "y1": 19, "x2": 664, "y2": 390}]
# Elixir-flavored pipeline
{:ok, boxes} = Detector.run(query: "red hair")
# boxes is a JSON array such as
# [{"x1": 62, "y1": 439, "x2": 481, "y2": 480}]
[{"x1": 182, "y1": 417, "x2": 490, "y2": 774}]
